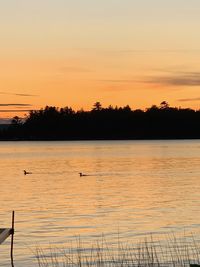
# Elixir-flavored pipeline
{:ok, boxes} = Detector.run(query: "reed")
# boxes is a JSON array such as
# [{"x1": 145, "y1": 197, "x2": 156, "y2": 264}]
[{"x1": 34, "y1": 234, "x2": 200, "y2": 267}]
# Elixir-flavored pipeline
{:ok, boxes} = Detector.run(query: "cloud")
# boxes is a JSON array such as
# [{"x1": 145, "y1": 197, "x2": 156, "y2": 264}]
[
  {"x1": 0, "y1": 109, "x2": 32, "y2": 113},
  {"x1": 100, "y1": 70, "x2": 200, "y2": 89},
  {"x1": 0, "y1": 104, "x2": 32, "y2": 107},
  {"x1": 0, "y1": 92, "x2": 38, "y2": 97},
  {"x1": 178, "y1": 97, "x2": 200, "y2": 102},
  {"x1": 15, "y1": 93, "x2": 38, "y2": 97},
  {"x1": 145, "y1": 71, "x2": 200, "y2": 87},
  {"x1": 0, "y1": 104, "x2": 33, "y2": 113}
]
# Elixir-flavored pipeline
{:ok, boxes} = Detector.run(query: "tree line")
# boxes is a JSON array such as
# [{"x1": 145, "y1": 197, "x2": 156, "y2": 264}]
[{"x1": 1, "y1": 101, "x2": 200, "y2": 140}]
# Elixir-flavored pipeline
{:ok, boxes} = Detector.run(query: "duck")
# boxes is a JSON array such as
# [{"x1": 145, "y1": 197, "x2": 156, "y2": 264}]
[
  {"x1": 79, "y1": 172, "x2": 87, "y2": 177},
  {"x1": 24, "y1": 170, "x2": 32, "y2": 175}
]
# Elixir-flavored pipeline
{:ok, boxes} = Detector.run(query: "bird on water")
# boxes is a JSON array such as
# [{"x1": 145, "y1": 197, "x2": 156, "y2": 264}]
[
  {"x1": 24, "y1": 170, "x2": 32, "y2": 175},
  {"x1": 79, "y1": 172, "x2": 87, "y2": 177}
]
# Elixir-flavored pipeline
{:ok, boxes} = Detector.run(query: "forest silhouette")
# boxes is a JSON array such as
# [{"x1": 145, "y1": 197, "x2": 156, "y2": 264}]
[{"x1": 1, "y1": 101, "x2": 200, "y2": 140}]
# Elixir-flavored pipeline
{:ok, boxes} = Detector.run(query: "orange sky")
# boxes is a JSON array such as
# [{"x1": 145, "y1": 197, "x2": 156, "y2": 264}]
[{"x1": 1, "y1": 0, "x2": 200, "y2": 121}]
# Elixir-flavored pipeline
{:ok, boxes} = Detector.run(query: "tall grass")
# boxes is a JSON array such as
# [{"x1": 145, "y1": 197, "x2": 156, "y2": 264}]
[{"x1": 34, "y1": 234, "x2": 200, "y2": 267}]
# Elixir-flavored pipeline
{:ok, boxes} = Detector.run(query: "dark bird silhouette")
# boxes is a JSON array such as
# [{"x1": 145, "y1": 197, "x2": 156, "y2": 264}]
[
  {"x1": 24, "y1": 170, "x2": 32, "y2": 175},
  {"x1": 79, "y1": 172, "x2": 88, "y2": 177}
]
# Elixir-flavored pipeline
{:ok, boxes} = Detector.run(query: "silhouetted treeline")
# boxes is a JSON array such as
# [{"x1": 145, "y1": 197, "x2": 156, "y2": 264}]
[{"x1": 2, "y1": 101, "x2": 200, "y2": 140}]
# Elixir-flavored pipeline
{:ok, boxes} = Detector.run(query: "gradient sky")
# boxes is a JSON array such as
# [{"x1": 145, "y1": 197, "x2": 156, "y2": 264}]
[{"x1": 1, "y1": 0, "x2": 200, "y2": 120}]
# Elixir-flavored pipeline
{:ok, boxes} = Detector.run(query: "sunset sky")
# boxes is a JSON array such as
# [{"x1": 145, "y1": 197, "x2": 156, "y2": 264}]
[{"x1": 1, "y1": 0, "x2": 200, "y2": 122}]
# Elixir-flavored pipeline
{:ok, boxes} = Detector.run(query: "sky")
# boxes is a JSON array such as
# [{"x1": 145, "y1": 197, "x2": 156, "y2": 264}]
[{"x1": 1, "y1": 0, "x2": 200, "y2": 121}]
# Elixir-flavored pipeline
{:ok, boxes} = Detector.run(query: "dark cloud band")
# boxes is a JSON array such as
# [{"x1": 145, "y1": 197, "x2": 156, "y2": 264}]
[
  {"x1": 0, "y1": 92, "x2": 38, "y2": 97},
  {"x1": 178, "y1": 97, "x2": 200, "y2": 102},
  {"x1": 0, "y1": 109, "x2": 32, "y2": 112},
  {"x1": 0, "y1": 104, "x2": 32, "y2": 107},
  {"x1": 146, "y1": 72, "x2": 200, "y2": 87}
]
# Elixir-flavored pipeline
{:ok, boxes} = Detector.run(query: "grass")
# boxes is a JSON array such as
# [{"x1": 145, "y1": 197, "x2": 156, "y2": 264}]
[{"x1": 34, "y1": 234, "x2": 200, "y2": 267}]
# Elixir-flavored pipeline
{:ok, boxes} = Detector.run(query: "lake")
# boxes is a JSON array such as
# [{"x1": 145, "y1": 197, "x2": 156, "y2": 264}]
[{"x1": 0, "y1": 140, "x2": 200, "y2": 266}]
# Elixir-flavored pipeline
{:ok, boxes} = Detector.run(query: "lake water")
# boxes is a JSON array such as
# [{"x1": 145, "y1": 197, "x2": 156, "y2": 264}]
[{"x1": 0, "y1": 140, "x2": 200, "y2": 266}]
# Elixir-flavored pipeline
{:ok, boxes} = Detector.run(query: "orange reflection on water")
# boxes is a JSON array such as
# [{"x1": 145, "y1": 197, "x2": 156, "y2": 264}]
[{"x1": 0, "y1": 140, "x2": 200, "y2": 266}]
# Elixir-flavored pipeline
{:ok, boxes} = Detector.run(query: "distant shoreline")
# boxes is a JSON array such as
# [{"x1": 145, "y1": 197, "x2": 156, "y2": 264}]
[{"x1": 2, "y1": 103, "x2": 200, "y2": 141}]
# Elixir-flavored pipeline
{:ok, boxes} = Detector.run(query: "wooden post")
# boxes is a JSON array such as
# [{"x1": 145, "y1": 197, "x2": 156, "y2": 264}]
[{"x1": 10, "y1": 211, "x2": 15, "y2": 267}]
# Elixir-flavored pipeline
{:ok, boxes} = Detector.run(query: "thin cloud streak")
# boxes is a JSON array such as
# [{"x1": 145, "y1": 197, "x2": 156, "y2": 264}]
[
  {"x1": 0, "y1": 109, "x2": 32, "y2": 112},
  {"x1": 15, "y1": 93, "x2": 38, "y2": 97},
  {"x1": 0, "y1": 92, "x2": 38, "y2": 97},
  {"x1": 0, "y1": 104, "x2": 32, "y2": 107},
  {"x1": 145, "y1": 71, "x2": 200, "y2": 87},
  {"x1": 178, "y1": 97, "x2": 200, "y2": 102}
]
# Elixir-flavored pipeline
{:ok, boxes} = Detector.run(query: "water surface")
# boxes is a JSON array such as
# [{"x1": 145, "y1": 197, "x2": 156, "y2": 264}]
[{"x1": 0, "y1": 140, "x2": 200, "y2": 266}]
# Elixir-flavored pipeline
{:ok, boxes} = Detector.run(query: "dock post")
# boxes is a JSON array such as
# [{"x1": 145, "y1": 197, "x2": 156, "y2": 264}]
[{"x1": 10, "y1": 211, "x2": 15, "y2": 267}]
